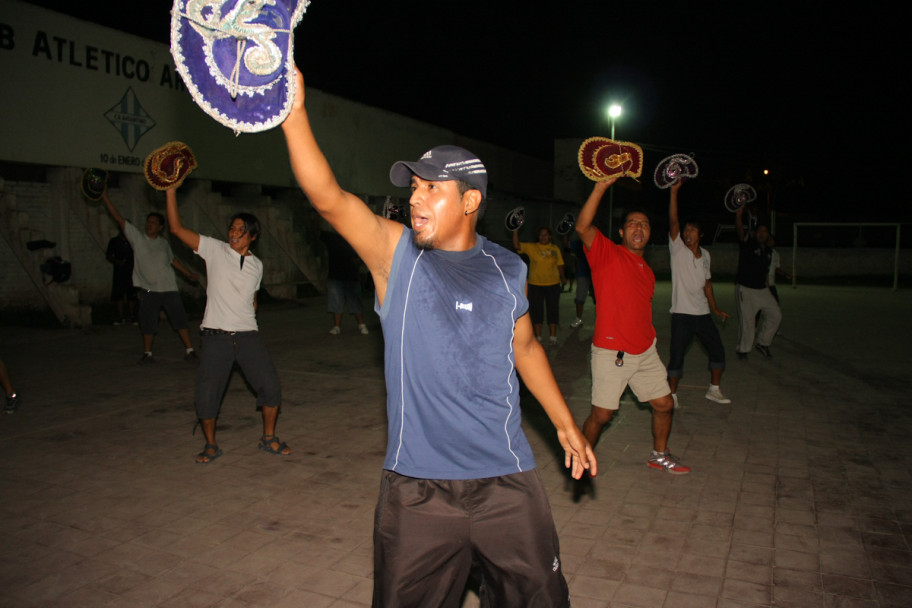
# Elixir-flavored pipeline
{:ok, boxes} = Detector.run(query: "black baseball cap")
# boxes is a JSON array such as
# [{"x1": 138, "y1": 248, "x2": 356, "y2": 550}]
[{"x1": 390, "y1": 145, "x2": 487, "y2": 200}]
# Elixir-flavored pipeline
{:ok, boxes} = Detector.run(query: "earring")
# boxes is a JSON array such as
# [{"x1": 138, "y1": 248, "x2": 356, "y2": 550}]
[{"x1": 465, "y1": 210, "x2": 469, "y2": 216}]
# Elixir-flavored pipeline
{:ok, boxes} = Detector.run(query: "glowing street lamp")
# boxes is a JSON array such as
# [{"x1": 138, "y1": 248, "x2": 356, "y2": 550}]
[
  {"x1": 606, "y1": 104, "x2": 622, "y2": 235},
  {"x1": 607, "y1": 104, "x2": 622, "y2": 136}
]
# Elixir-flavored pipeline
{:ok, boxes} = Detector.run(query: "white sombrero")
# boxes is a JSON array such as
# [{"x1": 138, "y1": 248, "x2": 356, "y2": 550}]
[
  {"x1": 654, "y1": 154, "x2": 699, "y2": 189},
  {"x1": 724, "y1": 183, "x2": 758, "y2": 212}
]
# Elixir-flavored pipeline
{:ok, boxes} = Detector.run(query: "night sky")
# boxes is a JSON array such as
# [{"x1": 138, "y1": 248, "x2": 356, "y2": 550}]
[{"x1": 20, "y1": 1, "x2": 908, "y2": 222}]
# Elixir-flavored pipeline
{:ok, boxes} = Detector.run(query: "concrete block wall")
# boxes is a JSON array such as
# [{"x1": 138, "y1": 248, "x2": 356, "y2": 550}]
[
  {"x1": 0, "y1": 169, "x2": 326, "y2": 322},
  {"x1": 0, "y1": 180, "x2": 59, "y2": 308}
]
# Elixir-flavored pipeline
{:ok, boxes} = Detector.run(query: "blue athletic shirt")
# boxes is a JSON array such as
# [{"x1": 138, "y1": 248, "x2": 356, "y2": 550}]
[{"x1": 374, "y1": 229, "x2": 536, "y2": 480}]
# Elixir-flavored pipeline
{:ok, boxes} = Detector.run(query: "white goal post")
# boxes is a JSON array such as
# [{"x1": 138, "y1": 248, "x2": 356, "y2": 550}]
[{"x1": 791, "y1": 223, "x2": 902, "y2": 290}]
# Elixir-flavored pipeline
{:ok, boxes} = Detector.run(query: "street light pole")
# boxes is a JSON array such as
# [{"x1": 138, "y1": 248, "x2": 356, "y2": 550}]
[{"x1": 607, "y1": 104, "x2": 622, "y2": 237}]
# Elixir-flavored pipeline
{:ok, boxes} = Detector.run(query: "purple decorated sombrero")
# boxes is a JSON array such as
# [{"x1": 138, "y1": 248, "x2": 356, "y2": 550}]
[
  {"x1": 170, "y1": 0, "x2": 310, "y2": 134},
  {"x1": 654, "y1": 154, "x2": 699, "y2": 189}
]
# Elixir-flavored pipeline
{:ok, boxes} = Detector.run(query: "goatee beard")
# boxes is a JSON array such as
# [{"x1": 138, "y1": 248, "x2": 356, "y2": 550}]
[{"x1": 413, "y1": 234, "x2": 435, "y2": 251}]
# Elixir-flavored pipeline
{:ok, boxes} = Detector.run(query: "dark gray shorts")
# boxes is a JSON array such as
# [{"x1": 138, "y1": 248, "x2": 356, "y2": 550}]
[
  {"x1": 194, "y1": 330, "x2": 281, "y2": 419},
  {"x1": 372, "y1": 469, "x2": 569, "y2": 608},
  {"x1": 136, "y1": 290, "x2": 188, "y2": 335}
]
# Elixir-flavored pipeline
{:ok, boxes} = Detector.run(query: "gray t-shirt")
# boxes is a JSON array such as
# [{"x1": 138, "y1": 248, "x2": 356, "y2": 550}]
[{"x1": 123, "y1": 220, "x2": 178, "y2": 292}]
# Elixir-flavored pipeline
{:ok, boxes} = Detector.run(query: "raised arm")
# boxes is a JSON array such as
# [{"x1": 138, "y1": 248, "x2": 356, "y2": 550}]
[
  {"x1": 668, "y1": 181, "x2": 682, "y2": 241},
  {"x1": 165, "y1": 188, "x2": 200, "y2": 252},
  {"x1": 735, "y1": 205, "x2": 747, "y2": 242},
  {"x1": 100, "y1": 188, "x2": 126, "y2": 231},
  {"x1": 513, "y1": 314, "x2": 596, "y2": 479},
  {"x1": 575, "y1": 178, "x2": 617, "y2": 249},
  {"x1": 281, "y1": 67, "x2": 402, "y2": 303},
  {"x1": 512, "y1": 227, "x2": 522, "y2": 252}
]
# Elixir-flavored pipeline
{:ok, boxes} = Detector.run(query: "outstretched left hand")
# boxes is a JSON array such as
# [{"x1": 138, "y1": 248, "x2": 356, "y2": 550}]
[{"x1": 557, "y1": 427, "x2": 597, "y2": 479}]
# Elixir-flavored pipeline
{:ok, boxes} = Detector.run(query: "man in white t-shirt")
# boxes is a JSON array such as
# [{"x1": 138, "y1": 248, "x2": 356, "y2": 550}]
[
  {"x1": 165, "y1": 186, "x2": 291, "y2": 464},
  {"x1": 101, "y1": 189, "x2": 198, "y2": 364},
  {"x1": 667, "y1": 180, "x2": 732, "y2": 407}
]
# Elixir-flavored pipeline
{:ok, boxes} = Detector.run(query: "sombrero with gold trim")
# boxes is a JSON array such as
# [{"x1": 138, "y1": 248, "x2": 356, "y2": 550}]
[
  {"x1": 577, "y1": 137, "x2": 611, "y2": 180},
  {"x1": 578, "y1": 137, "x2": 644, "y2": 181},
  {"x1": 143, "y1": 141, "x2": 198, "y2": 190},
  {"x1": 170, "y1": 0, "x2": 310, "y2": 134}
]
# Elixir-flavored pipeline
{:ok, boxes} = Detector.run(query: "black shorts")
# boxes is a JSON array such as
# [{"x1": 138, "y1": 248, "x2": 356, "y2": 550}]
[
  {"x1": 136, "y1": 290, "x2": 188, "y2": 334},
  {"x1": 372, "y1": 469, "x2": 569, "y2": 608},
  {"x1": 527, "y1": 283, "x2": 561, "y2": 326},
  {"x1": 194, "y1": 330, "x2": 281, "y2": 419}
]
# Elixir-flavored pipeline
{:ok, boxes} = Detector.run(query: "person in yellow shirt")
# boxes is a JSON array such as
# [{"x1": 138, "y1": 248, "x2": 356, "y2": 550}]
[{"x1": 513, "y1": 226, "x2": 566, "y2": 345}]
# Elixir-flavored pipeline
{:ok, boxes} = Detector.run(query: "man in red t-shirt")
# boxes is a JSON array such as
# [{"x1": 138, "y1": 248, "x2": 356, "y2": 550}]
[{"x1": 576, "y1": 180, "x2": 690, "y2": 475}]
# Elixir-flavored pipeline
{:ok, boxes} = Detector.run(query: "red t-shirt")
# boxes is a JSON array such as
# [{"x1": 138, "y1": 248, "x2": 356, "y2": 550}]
[{"x1": 584, "y1": 230, "x2": 656, "y2": 354}]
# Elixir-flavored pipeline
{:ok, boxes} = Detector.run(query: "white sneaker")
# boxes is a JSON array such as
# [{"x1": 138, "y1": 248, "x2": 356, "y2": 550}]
[
  {"x1": 570, "y1": 318, "x2": 583, "y2": 328},
  {"x1": 359, "y1": 323, "x2": 369, "y2": 335},
  {"x1": 329, "y1": 326, "x2": 341, "y2": 335},
  {"x1": 549, "y1": 336, "x2": 558, "y2": 346},
  {"x1": 705, "y1": 386, "x2": 731, "y2": 404}
]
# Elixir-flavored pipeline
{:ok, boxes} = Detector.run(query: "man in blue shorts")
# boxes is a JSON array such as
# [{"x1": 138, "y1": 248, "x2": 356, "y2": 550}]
[{"x1": 281, "y1": 67, "x2": 594, "y2": 608}]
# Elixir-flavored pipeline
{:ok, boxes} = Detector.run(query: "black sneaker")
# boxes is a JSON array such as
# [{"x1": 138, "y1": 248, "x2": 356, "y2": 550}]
[
  {"x1": 4, "y1": 393, "x2": 19, "y2": 414},
  {"x1": 755, "y1": 344, "x2": 771, "y2": 358},
  {"x1": 737, "y1": 351, "x2": 749, "y2": 360},
  {"x1": 138, "y1": 353, "x2": 154, "y2": 365},
  {"x1": 184, "y1": 349, "x2": 199, "y2": 362}
]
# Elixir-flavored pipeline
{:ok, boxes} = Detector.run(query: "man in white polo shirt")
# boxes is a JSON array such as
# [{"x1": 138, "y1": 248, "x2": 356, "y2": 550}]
[{"x1": 165, "y1": 186, "x2": 291, "y2": 464}]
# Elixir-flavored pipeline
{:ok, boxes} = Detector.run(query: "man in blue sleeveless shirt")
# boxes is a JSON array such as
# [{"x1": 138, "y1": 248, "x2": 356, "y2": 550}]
[{"x1": 282, "y1": 68, "x2": 595, "y2": 608}]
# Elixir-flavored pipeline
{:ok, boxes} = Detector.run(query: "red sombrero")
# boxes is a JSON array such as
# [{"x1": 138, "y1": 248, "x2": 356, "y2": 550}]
[
  {"x1": 143, "y1": 142, "x2": 198, "y2": 190},
  {"x1": 578, "y1": 137, "x2": 644, "y2": 181}
]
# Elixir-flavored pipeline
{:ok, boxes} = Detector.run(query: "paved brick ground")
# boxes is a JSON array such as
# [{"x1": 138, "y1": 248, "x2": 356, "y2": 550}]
[{"x1": 1, "y1": 282, "x2": 910, "y2": 607}]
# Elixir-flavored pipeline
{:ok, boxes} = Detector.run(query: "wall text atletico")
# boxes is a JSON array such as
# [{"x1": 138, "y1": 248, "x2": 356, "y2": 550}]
[{"x1": 0, "y1": 23, "x2": 185, "y2": 91}]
